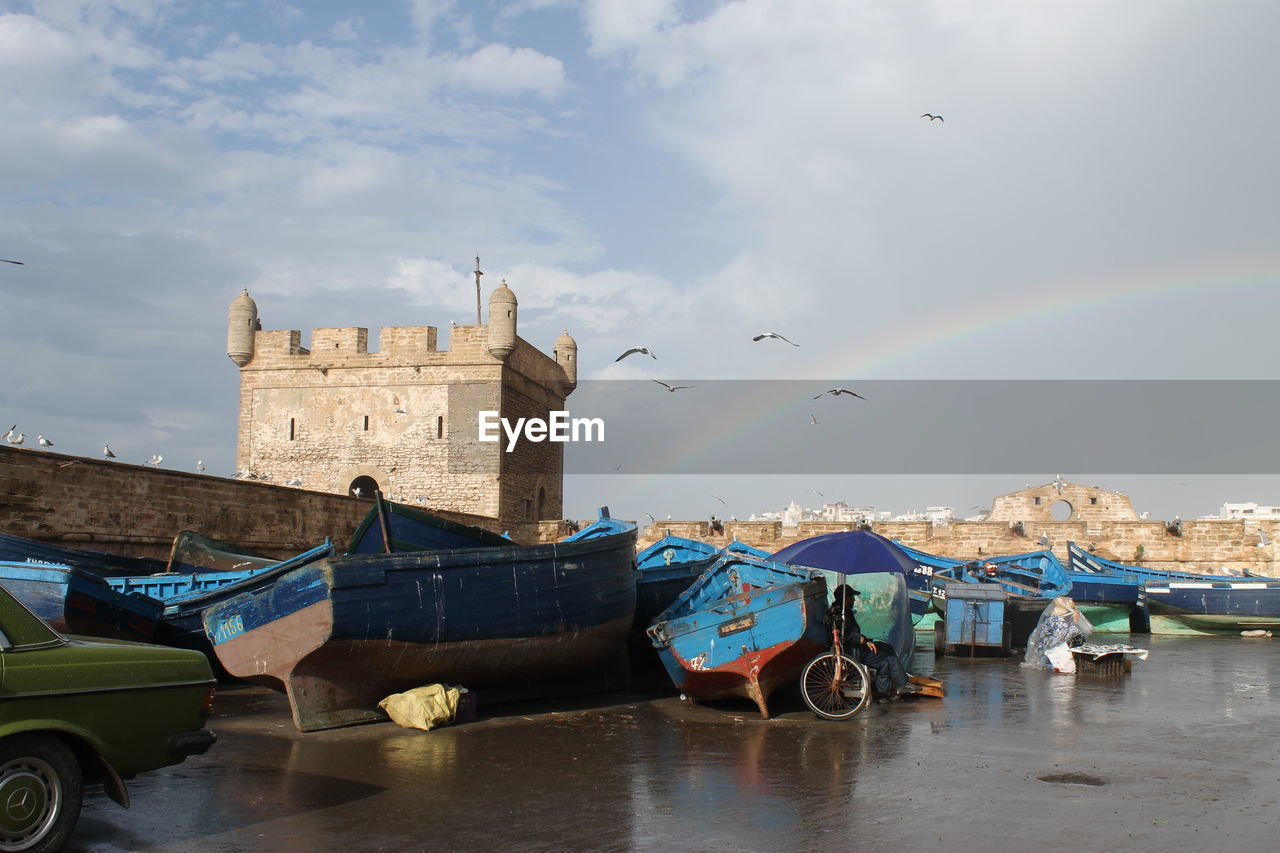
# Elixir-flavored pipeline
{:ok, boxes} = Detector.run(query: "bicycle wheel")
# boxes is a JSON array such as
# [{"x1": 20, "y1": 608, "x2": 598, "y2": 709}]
[{"x1": 800, "y1": 652, "x2": 872, "y2": 720}]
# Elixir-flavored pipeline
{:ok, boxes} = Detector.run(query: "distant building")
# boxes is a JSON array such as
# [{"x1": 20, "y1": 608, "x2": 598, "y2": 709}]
[
  {"x1": 1218, "y1": 502, "x2": 1280, "y2": 520},
  {"x1": 225, "y1": 280, "x2": 577, "y2": 521}
]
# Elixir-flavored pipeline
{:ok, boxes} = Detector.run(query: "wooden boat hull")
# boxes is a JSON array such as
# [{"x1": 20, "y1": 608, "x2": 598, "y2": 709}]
[
  {"x1": 649, "y1": 558, "x2": 828, "y2": 718},
  {"x1": 0, "y1": 562, "x2": 162, "y2": 641},
  {"x1": 1145, "y1": 580, "x2": 1280, "y2": 632},
  {"x1": 0, "y1": 531, "x2": 167, "y2": 576},
  {"x1": 204, "y1": 519, "x2": 638, "y2": 731}
]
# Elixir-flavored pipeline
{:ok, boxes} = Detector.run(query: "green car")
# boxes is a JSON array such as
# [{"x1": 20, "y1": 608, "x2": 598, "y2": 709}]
[{"x1": 0, "y1": 582, "x2": 216, "y2": 852}]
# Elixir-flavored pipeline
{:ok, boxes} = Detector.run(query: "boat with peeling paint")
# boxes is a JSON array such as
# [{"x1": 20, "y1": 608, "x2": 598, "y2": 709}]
[
  {"x1": 202, "y1": 505, "x2": 638, "y2": 732},
  {"x1": 647, "y1": 554, "x2": 827, "y2": 718}
]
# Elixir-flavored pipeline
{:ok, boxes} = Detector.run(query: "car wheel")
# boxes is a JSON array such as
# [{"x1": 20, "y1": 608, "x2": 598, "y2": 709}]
[{"x1": 0, "y1": 735, "x2": 83, "y2": 853}]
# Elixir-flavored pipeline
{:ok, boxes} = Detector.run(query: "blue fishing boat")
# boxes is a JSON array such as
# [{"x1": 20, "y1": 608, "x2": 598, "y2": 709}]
[
  {"x1": 202, "y1": 508, "x2": 638, "y2": 732},
  {"x1": 347, "y1": 495, "x2": 513, "y2": 553},
  {"x1": 0, "y1": 560, "x2": 163, "y2": 641},
  {"x1": 634, "y1": 536, "x2": 769, "y2": 629},
  {"x1": 0, "y1": 530, "x2": 167, "y2": 575},
  {"x1": 1142, "y1": 578, "x2": 1280, "y2": 633},
  {"x1": 770, "y1": 531, "x2": 917, "y2": 659},
  {"x1": 647, "y1": 553, "x2": 827, "y2": 718},
  {"x1": 105, "y1": 540, "x2": 335, "y2": 658}
]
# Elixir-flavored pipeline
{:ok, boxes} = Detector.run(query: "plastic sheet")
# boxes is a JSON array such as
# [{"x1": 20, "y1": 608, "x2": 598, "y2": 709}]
[
  {"x1": 1022, "y1": 597, "x2": 1093, "y2": 671},
  {"x1": 378, "y1": 684, "x2": 462, "y2": 731}
]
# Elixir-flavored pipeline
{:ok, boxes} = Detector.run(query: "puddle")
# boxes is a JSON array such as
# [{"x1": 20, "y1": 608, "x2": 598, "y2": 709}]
[{"x1": 1037, "y1": 772, "x2": 1107, "y2": 786}]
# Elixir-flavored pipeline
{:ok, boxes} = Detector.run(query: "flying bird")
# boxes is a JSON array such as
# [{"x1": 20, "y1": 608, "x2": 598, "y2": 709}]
[
  {"x1": 196, "y1": 460, "x2": 206, "y2": 472},
  {"x1": 712, "y1": 495, "x2": 727, "y2": 506},
  {"x1": 804, "y1": 489, "x2": 824, "y2": 497},
  {"x1": 1257, "y1": 529, "x2": 1272, "y2": 547},
  {"x1": 810, "y1": 414, "x2": 819, "y2": 425},
  {"x1": 6, "y1": 432, "x2": 24, "y2": 445},
  {"x1": 920, "y1": 113, "x2": 944, "y2": 122},
  {"x1": 103, "y1": 444, "x2": 117, "y2": 459},
  {"x1": 615, "y1": 346, "x2": 657, "y2": 362},
  {"x1": 37, "y1": 435, "x2": 53, "y2": 449},
  {"x1": 4, "y1": 425, "x2": 16, "y2": 441},
  {"x1": 645, "y1": 513, "x2": 656, "y2": 524},
  {"x1": 1, "y1": 259, "x2": 22, "y2": 265},
  {"x1": 752, "y1": 332, "x2": 799, "y2": 346},
  {"x1": 813, "y1": 388, "x2": 867, "y2": 400},
  {"x1": 1053, "y1": 474, "x2": 1065, "y2": 494},
  {"x1": 652, "y1": 380, "x2": 696, "y2": 392},
  {"x1": 146, "y1": 454, "x2": 163, "y2": 467}
]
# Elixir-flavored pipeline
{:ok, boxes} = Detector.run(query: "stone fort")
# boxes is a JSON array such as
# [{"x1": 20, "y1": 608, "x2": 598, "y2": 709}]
[{"x1": 225, "y1": 278, "x2": 577, "y2": 521}]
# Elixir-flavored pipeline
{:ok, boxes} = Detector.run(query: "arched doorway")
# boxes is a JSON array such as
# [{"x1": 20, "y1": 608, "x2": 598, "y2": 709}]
[
  {"x1": 348, "y1": 475, "x2": 380, "y2": 499},
  {"x1": 536, "y1": 486, "x2": 547, "y2": 520}
]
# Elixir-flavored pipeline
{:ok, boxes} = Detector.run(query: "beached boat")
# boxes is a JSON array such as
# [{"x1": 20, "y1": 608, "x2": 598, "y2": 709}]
[
  {"x1": 107, "y1": 540, "x2": 335, "y2": 657},
  {"x1": 202, "y1": 508, "x2": 638, "y2": 732},
  {"x1": 0, "y1": 561, "x2": 163, "y2": 641},
  {"x1": 634, "y1": 536, "x2": 769, "y2": 629},
  {"x1": 647, "y1": 553, "x2": 827, "y2": 718},
  {"x1": 0, "y1": 530, "x2": 167, "y2": 575},
  {"x1": 771, "y1": 530, "x2": 917, "y2": 659},
  {"x1": 1143, "y1": 577, "x2": 1280, "y2": 633}
]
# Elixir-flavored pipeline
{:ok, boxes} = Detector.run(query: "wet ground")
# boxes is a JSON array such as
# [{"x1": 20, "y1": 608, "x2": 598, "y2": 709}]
[{"x1": 71, "y1": 633, "x2": 1280, "y2": 852}]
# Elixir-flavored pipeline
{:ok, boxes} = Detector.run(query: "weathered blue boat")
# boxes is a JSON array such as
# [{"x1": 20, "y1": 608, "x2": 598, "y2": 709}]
[
  {"x1": 770, "y1": 530, "x2": 916, "y2": 659},
  {"x1": 1142, "y1": 578, "x2": 1280, "y2": 633},
  {"x1": 0, "y1": 530, "x2": 167, "y2": 575},
  {"x1": 0, "y1": 560, "x2": 163, "y2": 641},
  {"x1": 647, "y1": 553, "x2": 827, "y2": 718},
  {"x1": 347, "y1": 494, "x2": 513, "y2": 553},
  {"x1": 202, "y1": 508, "x2": 638, "y2": 731},
  {"x1": 634, "y1": 536, "x2": 769, "y2": 629},
  {"x1": 106, "y1": 540, "x2": 335, "y2": 657}
]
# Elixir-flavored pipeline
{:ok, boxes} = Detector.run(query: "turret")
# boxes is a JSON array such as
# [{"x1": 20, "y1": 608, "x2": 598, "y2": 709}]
[
  {"x1": 227, "y1": 289, "x2": 259, "y2": 367},
  {"x1": 554, "y1": 329, "x2": 577, "y2": 394},
  {"x1": 486, "y1": 279, "x2": 517, "y2": 361}
]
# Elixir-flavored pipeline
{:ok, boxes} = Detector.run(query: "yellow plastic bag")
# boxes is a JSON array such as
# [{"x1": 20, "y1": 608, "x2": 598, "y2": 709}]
[{"x1": 378, "y1": 684, "x2": 461, "y2": 731}]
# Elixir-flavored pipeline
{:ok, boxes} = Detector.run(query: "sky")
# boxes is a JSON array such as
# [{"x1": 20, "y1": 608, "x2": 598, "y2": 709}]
[{"x1": 2, "y1": 0, "x2": 1278, "y2": 524}]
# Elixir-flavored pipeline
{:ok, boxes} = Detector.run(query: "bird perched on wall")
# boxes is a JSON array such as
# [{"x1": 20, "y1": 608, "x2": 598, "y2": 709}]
[
  {"x1": 615, "y1": 346, "x2": 656, "y2": 361},
  {"x1": 146, "y1": 454, "x2": 163, "y2": 467},
  {"x1": 103, "y1": 444, "x2": 117, "y2": 459},
  {"x1": 920, "y1": 113, "x2": 944, "y2": 122},
  {"x1": 196, "y1": 460, "x2": 206, "y2": 472},
  {"x1": 813, "y1": 388, "x2": 867, "y2": 400},
  {"x1": 37, "y1": 435, "x2": 53, "y2": 449},
  {"x1": 286, "y1": 476, "x2": 302, "y2": 486},
  {"x1": 652, "y1": 380, "x2": 695, "y2": 392},
  {"x1": 1038, "y1": 534, "x2": 1051, "y2": 547},
  {"x1": 1053, "y1": 474, "x2": 1065, "y2": 494},
  {"x1": 752, "y1": 332, "x2": 798, "y2": 346},
  {"x1": 352, "y1": 487, "x2": 363, "y2": 498},
  {"x1": 1257, "y1": 529, "x2": 1271, "y2": 547}
]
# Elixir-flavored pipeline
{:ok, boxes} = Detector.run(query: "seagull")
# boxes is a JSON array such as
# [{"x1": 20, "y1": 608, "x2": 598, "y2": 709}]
[
  {"x1": 196, "y1": 460, "x2": 206, "y2": 472},
  {"x1": 4, "y1": 425, "x2": 16, "y2": 442},
  {"x1": 1053, "y1": 474, "x2": 1065, "y2": 494},
  {"x1": 286, "y1": 476, "x2": 303, "y2": 486},
  {"x1": 103, "y1": 444, "x2": 117, "y2": 459},
  {"x1": 712, "y1": 495, "x2": 727, "y2": 506},
  {"x1": 1037, "y1": 534, "x2": 1051, "y2": 547},
  {"x1": 752, "y1": 332, "x2": 799, "y2": 346},
  {"x1": 1, "y1": 259, "x2": 22, "y2": 265},
  {"x1": 921, "y1": 113, "x2": 944, "y2": 122},
  {"x1": 6, "y1": 432, "x2": 24, "y2": 445},
  {"x1": 645, "y1": 513, "x2": 656, "y2": 524},
  {"x1": 810, "y1": 414, "x2": 819, "y2": 425},
  {"x1": 804, "y1": 489, "x2": 824, "y2": 498},
  {"x1": 813, "y1": 388, "x2": 867, "y2": 400},
  {"x1": 615, "y1": 346, "x2": 657, "y2": 362},
  {"x1": 37, "y1": 435, "x2": 53, "y2": 449},
  {"x1": 146, "y1": 454, "x2": 163, "y2": 467},
  {"x1": 1257, "y1": 530, "x2": 1271, "y2": 547},
  {"x1": 614, "y1": 464, "x2": 623, "y2": 471},
  {"x1": 352, "y1": 487, "x2": 363, "y2": 497},
  {"x1": 652, "y1": 380, "x2": 696, "y2": 392}
]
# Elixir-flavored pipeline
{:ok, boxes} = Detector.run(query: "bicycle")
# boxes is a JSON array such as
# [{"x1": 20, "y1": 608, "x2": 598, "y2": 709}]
[{"x1": 799, "y1": 625, "x2": 873, "y2": 720}]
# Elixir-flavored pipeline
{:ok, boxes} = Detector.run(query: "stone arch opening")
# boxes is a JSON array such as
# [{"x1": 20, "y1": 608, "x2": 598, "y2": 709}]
[
  {"x1": 349, "y1": 475, "x2": 380, "y2": 498},
  {"x1": 1050, "y1": 499, "x2": 1073, "y2": 521},
  {"x1": 536, "y1": 486, "x2": 547, "y2": 520}
]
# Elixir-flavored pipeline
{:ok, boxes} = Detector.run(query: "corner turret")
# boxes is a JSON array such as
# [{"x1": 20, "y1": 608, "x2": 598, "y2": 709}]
[
  {"x1": 486, "y1": 280, "x2": 517, "y2": 361},
  {"x1": 554, "y1": 329, "x2": 577, "y2": 394},
  {"x1": 227, "y1": 289, "x2": 259, "y2": 367}
]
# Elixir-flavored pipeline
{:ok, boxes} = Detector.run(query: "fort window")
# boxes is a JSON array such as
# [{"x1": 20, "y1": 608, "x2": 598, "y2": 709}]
[
  {"x1": 1051, "y1": 500, "x2": 1073, "y2": 521},
  {"x1": 523, "y1": 498, "x2": 533, "y2": 519},
  {"x1": 1090, "y1": 497, "x2": 1098, "y2": 505},
  {"x1": 436, "y1": 416, "x2": 444, "y2": 439},
  {"x1": 289, "y1": 418, "x2": 295, "y2": 441},
  {"x1": 536, "y1": 486, "x2": 546, "y2": 520},
  {"x1": 363, "y1": 415, "x2": 370, "y2": 431},
  {"x1": 1033, "y1": 497, "x2": 1041, "y2": 506}
]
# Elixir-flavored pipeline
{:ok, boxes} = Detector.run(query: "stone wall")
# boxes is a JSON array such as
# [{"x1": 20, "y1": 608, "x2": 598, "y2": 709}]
[{"x1": 0, "y1": 445, "x2": 548, "y2": 561}]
